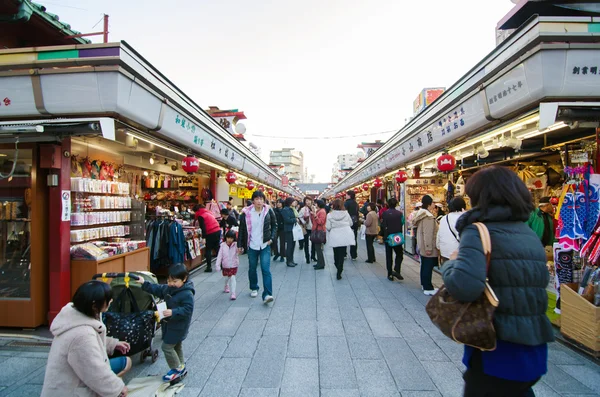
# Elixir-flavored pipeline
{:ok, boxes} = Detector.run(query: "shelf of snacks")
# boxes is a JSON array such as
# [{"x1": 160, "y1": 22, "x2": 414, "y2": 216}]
[
  {"x1": 70, "y1": 243, "x2": 149, "y2": 297},
  {"x1": 142, "y1": 190, "x2": 198, "y2": 202},
  {"x1": 70, "y1": 225, "x2": 130, "y2": 243},
  {"x1": 71, "y1": 178, "x2": 130, "y2": 195},
  {"x1": 70, "y1": 211, "x2": 131, "y2": 227},
  {"x1": 142, "y1": 175, "x2": 198, "y2": 189}
]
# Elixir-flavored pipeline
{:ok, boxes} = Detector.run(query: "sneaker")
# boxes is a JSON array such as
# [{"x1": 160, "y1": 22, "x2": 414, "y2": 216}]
[
  {"x1": 423, "y1": 289, "x2": 439, "y2": 296},
  {"x1": 250, "y1": 290, "x2": 258, "y2": 298},
  {"x1": 231, "y1": 293, "x2": 236, "y2": 300},
  {"x1": 204, "y1": 267, "x2": 212, "y2": 273},
  {"x1": 264, "y1": 295, "x2": 274, "y2": 304},
  {"x1": 163, "y1": 367, "x2": 184, "y2": 382},
  {"x1": 224, "y1": 285, "x2": 230, "y2": 293},
  {"x1": 351, "y1": 257, "x2": 357, "y2": 261}
]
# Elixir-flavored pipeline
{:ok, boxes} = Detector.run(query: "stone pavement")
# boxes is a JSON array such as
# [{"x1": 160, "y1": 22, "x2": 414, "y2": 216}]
[{"x1": 1, "y1": 241, "x2": 599, "y2": 397}]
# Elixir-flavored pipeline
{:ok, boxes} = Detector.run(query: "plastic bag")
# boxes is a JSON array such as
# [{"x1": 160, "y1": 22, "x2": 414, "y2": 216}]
[
  {"x1": 292, "y1": 223, "x2": 304, "y2": 241},
  {"x1": 359, "y1": 224, "x2": 366, "y2": 240}
]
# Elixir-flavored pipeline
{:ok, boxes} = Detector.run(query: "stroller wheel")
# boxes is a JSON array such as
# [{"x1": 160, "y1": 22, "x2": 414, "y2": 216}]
[
  {"x1": 152, "y1": 349, "x2": 159, "y2": 363},
  {"x1": 140, "y1": 350, "x2": 147, "y2": 364}
]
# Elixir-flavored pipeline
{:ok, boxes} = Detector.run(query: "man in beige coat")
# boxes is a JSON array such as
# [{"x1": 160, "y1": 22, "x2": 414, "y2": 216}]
[{"x1": 413, "y1": 195, "x2": 439, "y2": 295}]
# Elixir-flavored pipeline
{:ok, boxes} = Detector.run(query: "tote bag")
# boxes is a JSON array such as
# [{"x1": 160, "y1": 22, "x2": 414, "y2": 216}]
[{"x1": 292, "y1": 223, "x2": 305, "y2": 241}]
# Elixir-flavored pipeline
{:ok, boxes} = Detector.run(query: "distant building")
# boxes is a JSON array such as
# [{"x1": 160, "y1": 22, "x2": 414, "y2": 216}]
[
  {"x1": 337, "y1": 153, "x2": 360, "y2": 170},
  {"x1": 269, "y1": 148, "x2": 304, "y2": 182}
]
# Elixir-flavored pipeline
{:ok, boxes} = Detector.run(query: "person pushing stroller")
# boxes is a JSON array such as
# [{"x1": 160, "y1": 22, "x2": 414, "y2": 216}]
[{"x1": 136, "y1": 264, "x2": 195, "y2": 382}]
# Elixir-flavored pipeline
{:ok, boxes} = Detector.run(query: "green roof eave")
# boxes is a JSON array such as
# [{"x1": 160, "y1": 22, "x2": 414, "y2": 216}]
[{"x1": 28, "y1": 1, "x2": 91, "y2": 44}]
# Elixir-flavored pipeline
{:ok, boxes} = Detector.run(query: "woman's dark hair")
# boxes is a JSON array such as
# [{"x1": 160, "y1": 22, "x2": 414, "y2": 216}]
[
  {"x1": 448, "y1": 197, "x2": 466, "y2": 212},
  {"x1": 220, "y1": 208, "x2": 230, "y2": 216},
  {"x1": 169, "y1": 263, "x2": 189, "y2": 281},
  {"x1": 366, "y1": 202, "x2": 374, "y2": 211},
  {"x1": 284, "y1": 197, "x2": 295, "y2": 207},
  {"x1": 387, "y1": 198, "x2": 398, "y2": 209},
  {"x1": 346, "y1": 190, "x2": 356, "y2": 200},
  {"x1": 192, "y1": 204, "x2": 201, "y2": 212},
  {"x1": 303, "y1": 197, "x2": 312, "y2": 205},
  {"x1": 421, "y1": 195, "x2": 433, "y2": 208},
  {"x1": 332, "y1": 199, "x2": 345, "y2": 211},
  {"x1": 251, "y1": 190, "x2": 266, "y2": 200},
  {"x1": 465, "y1": 166, "x2": 533, "y2": 220},
  {"x1": 315, "y1": 199, "x2": 326, "y2": 209},
  {"x1": 225, "y1": 229, "x2": 237, "y2": 241},
  {"x1": 72, "y1": 281, "x2": 113, "y2": 319}
]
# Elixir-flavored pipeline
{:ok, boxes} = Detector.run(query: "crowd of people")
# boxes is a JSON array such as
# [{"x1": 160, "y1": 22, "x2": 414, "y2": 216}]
[{"x1": 41, "y1": 166, "x2": 555, "y2": 396}]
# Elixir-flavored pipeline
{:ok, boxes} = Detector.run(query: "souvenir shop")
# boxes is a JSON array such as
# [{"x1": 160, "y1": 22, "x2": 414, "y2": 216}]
[{"x1": 0, "y1": 42, "x2": 289, "y2": 327}]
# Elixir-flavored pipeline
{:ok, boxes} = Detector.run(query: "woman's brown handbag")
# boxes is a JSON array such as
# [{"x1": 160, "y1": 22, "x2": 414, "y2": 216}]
[{"x1": 425, "y1": 222, "x2": 500, "y2": 351}]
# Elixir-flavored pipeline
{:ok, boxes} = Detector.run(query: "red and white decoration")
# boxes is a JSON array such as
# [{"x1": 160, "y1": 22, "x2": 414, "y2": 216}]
[
  {"x1": 181, "y1": 155, "x2": 200, "y2": 174},
  {"x1": 362, "y1": 183, "x2": 370, "y2": 191},
  {"x1": 267, "y1": 188, "x2": 274, "y2": 195},
  {"x1": 395, "y1": 171, "x2": 408, "y2": 183},
  {"x1": 225, "y1": 171, "x2": 237, "y2": 184},
  {"x1": 373, "y1": 178, "x2": 383, "y2": 188},
  {"x1": 246, "y1": 180, "x2": 255, "y2": 190},
  {"x1": 258, "y1": 185, "x2": 265, "y2": 192},
  {"x1": 437, "y1": 153, "x2": 456, "y2": 173}
]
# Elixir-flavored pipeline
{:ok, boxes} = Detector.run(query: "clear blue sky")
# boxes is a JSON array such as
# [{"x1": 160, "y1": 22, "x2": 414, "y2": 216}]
[{"x1": 39, "y1": 0, "x2": 515, "y2": 182}]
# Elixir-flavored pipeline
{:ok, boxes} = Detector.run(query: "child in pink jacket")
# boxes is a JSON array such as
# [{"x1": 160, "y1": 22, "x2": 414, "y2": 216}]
[{"x1": 215, "y1": 229, "x2": 240, "y2": 300}]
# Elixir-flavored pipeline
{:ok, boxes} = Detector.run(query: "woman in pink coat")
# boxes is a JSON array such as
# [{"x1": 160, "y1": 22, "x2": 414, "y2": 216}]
[{"x1": 215, "y1": 229, "x2": 240, "y2": 300}]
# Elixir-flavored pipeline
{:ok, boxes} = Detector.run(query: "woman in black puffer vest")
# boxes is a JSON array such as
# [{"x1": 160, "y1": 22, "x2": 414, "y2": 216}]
[{"x1": 441, "y1": 166, "x2": 554, "y2": 397}]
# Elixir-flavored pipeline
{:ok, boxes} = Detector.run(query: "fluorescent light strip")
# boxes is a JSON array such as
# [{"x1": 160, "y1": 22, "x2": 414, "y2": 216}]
[
  {"x1": 127, "y1": 132, "x2": 229, "y2": 172},
  {"x1": 518, "y1": 122, "x2": 567, "y2": 139}
]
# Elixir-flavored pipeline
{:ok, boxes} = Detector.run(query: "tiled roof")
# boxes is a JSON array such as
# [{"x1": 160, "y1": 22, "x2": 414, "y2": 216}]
[{"x1": 22, "y1": 0, "x2": 91, "y2": 44}]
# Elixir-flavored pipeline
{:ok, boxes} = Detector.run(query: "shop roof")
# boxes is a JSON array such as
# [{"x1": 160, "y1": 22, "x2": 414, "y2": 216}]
[
  {"x1": 497, "y1": 0, "x2": 600, "y2": 30},
  {"x1": 0, "y1": 0, "x2": 91, "y2": 46}
]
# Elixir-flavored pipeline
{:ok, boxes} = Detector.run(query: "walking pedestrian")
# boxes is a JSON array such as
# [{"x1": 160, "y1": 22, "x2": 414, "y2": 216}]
[
  {"x1": 436, "y1": 197, "x2": 466, "y2": 265},
  {"x1": 281, "y1": 197, "x2": 298, "y2": 267},
  {"x1": 238, "y1": 190, "x2": 277, "y2": 303},
  {"x1": 311, "y1": 199, "x2": 327, "y2": 270},
  {"x1": 381, "y1": 197, "x2": 405, "y2": 281},
  {"x1": 137, "y1": 264, "x2": 195, "y2": 382},
  {"x1": 412, "y1": 195, "x2": 439, "y2": 295},
  {"x1": 344, "y1": 190, "x2": 360, "y2": 260},
  {"x1": 300, "y1": 197, "x2": 316, "y2": 263},
  {"x1": 195, "y1": 204, "x2": 222, "y2": 272},
  {"x1": 273, "y1": 199, "x2": 286, "y2": 262},
  {"x1": 327, "y1": 199, "x2": 356, "y2": 280},
  {"x1": 441, "y1": 166, "x2": 554, "y2": 397},
  {"x1": 215, "y1": 230, "x2": 240, "y2": 300},
  {"x1": 407, "y1": 202, "x2": 422, "y2": 258},
  {"x1": 364, "y1": 202, "x2": 379, "y2": 263}
]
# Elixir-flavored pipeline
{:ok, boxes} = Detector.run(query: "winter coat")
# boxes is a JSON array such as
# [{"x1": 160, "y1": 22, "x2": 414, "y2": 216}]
[
  {"x1": 364, "y1": 210, "x2": 379, "y2": 236},
  {"x1": 169, "y1": 222, "x2": 186, "y2": 264},
  {"x1": 299, "y1": 206, "x2": 313, "y2": 230},
  {"x1": 274, "y1": 207, "x2": 285, "y2": 230},
  {"x1": 441, "y1": 206, "x2": 554, "y2": 346},
  {"x1": 380, "y1": 209, "x2": 404, "y2": 238},
  {"x1": 436, "y1": 212, "x2": 462, "y2": 259},
  {"x1": 326, "y1": 210, "x2": 356, "y2": 248},
  {"x1": 196, "y1": 208, "x2": 221, "y2": 236},
  {"x1": 281, "y1": 207, "x2": 297, "y2": 232},
  {"x1": 344, "y1": 199, "x2": 360, "y2": 229},
  {"x1": 41, "y1": 303, "x2": 124, "y2": 397},
  {"x1": 215, "y1": 241, "x2": 239, "y2": 271},
  {"x1": 238, "y1": 205, "x2": 278, "y2": 250},
  {"x1": 311, "y1": 208, "x2": 327, "y2": 232},
  {"x1": 413, "y1": 209, "x2": 439, "y2": 257},
  {"x1": 142, "y1": 281, "x2": 195, "y2": 345}
]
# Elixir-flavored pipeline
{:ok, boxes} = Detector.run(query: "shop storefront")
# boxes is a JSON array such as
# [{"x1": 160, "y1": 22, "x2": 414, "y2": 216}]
[{"x1": 0, "y1": 42, "x2": 293, "y2": 328}]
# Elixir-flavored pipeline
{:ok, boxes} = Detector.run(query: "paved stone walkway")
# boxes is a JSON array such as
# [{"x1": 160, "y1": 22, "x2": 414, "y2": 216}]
[{"x1": 1, "y1": 241, "x2": 599, "y2": 397}]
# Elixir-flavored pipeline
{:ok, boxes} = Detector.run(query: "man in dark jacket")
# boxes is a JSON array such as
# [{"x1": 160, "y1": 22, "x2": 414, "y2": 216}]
[
  {"x1": 281, "y1": 197, "x2": 298, "y2": 267},
  {"x1": 344, "y1": 190, "x2": 360, "y2": 260},
  {"x1": 273, "y1": 199, "x2": 285, "y2": 262},
  {"x1": 238, "y1": 190, "x2": 278, "y2": 304},
  {"x1": 380, "y1": 197, "x2": 405, "y2": 281}
]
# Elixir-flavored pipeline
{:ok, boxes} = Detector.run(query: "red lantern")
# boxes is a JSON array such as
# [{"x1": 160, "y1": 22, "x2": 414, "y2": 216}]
[
  {"x1": 373, "y1": 178, "x2": 383, "y2": 188},
  {"x1": 267, "y1": 188, "x2": 274, "y2": 195},
  {"x1": 437, "y1": 153, "x2": 456, "y2": 173},
  {"x1": 181, "y1": 155, "x2": 200, "y2": 174},
  {"x1": 225, "y1": 171, "x2": 237, "y2": 184},
  {"x1": 246, "y1": 180, "x2": 255, "y2": 190},
  {"x1": 395, "y1": 171, "x2": 408, "y2": 183},
  {"x1": 550, "y1": 197, "x2": 559, "y2": 206},
  {"x1": 354, "y1": 187, "x2": 361, "y2": 194},
  {"x1": 362, "y1": 183, "x2": 370, "y2": 191},
  {"x1": 279, "y1": 191, "x2": 285, "y2": 198},
  {"x1": 258, "y1": 185, "x2": 265, "y2": 192}
]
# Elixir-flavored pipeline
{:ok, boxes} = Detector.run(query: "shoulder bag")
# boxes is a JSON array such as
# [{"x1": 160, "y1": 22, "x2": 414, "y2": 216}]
[{"x1": 425, "y1": 222, "x2": 499, "y2": 351}]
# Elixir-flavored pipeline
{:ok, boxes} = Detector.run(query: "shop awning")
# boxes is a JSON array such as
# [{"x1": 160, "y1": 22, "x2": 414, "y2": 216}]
[
  {"x1": 0, "y1": 117, "x2": 115, "y2": 141},
  {"x1": 540, "y1": 102, "x2": 600, "y2": 129}
]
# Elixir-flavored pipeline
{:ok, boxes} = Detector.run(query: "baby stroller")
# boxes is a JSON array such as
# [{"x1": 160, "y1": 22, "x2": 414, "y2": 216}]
[{"x1": 93, "y1": 271, "x2": 161, "y2": 364}]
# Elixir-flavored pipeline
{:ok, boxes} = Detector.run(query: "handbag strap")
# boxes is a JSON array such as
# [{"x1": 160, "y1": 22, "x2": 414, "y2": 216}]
[
  {"x1": 446, "y1": 216, "x2": 459, "y2": 242},
  {"x1": 472, "y1": 222, "x2": 492, "y2": 273}
]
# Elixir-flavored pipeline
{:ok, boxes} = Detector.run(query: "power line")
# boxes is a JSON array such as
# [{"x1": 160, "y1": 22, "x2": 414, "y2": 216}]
[
  {"x1": 249, "y1": 129, "x2": 398, "y2": 140},
  {"x1": 37, "y1": 1, "x2": 90, "y2": 11}
]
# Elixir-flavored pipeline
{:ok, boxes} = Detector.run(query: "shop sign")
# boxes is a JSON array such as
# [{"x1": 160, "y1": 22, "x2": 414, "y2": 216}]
[
  {"x1": 61, "y1": 190, "x2": 71, "y2": 222},
  {"x1": 237, "y1": 187, "x2": 248, "y2": 199},
  {"x1": 571, "y1": 152, "x2": 589, "y2": 163},
  {"x1": 305, "y1": 190, "x2": 320, "y2": 195},
  {"x1": 485, "y1": 64, "x2": 529, "y2": 119},
  {"x1": 1, "y1": 97, "x2": 11, "y2": 107},
  {"x1": 406, "y1": 178, "x2": 445, "y2": 186},
  {"x1": 229, "y1": 185, "x2": 238, "y2": 195},
  {"x1": 571, "y1": 66, "x2": 599, "y2": 76}
]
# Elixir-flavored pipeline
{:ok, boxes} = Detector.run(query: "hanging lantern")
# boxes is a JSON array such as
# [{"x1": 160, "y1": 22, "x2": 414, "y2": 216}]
[
  {"x1": 550, "y1": 197, "x2": 559, "y2": 206},
  {"x1": 373, "y1": 178, "x2": 383, "y2": 188},
  {"x1": 354, "y1": 187, "x2": 361, "y2": 194},
  {"x1": 278, "y1": 191, "x2": 285, "y2": 198},
  {"x1": 437, "y1": 153, "x2": 456, "y2": 173},
  {"x1": 267, "y1": 188, "x2": 274, "y2": 195},
  {"x1": 225, "y1": 171, "x2": 237, "y2": 184},
  {"x1": 246, "y1": 180, "x2": 255, "y2": 190},
  {"x1": 395, "y1": 170, "x2": 409, "y2": 183},
  {"x1": 181, "y1": 155, "x2": 200, "y2": 174},
  {"x1": 362, "y1": 183, "x2": 370, "y2": 191},
  {"x1": 258, "y1": 185, "x2": 265, "y2": 192}
]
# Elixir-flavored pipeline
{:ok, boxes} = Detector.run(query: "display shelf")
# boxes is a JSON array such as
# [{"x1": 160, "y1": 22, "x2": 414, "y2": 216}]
[
  {"x1": 0, "y1": 219, "x2": 31, "y2": 222},
  {"x1": 143, "y1": 187, "x2": 198, "y2": 190},
  {"x1": 70, "y1": 234, "x2": 131, "y2": 244},
  {"x1": 71, "y1": 222, "x2": 131, "y2": 229},
  {"x1": 71, "y1": 191, "x2": 130, "y2": 196},
  {"x1": 80, "y1": 208, "x2": 132, "y2": 211}
]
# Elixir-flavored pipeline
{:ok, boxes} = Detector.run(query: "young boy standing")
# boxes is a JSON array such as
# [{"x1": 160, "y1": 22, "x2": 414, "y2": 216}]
[{"x1": 136, "y1": 264, "x2": 195, "y2": 382}]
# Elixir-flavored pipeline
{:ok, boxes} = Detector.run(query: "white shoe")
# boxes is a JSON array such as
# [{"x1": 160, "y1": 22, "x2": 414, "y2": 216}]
[
  {"x1": 423, "y1": 289, "x2": 438, "y2": 296},
  {"x1": 554, "y1": 308, "x2": 561, "y2": 315},
  {"x1": 263, "y1": 295, "x2": 274, "y2": 304},
  {"x1": 250, "y1": 290, "x2": 258, "y2": 298}
]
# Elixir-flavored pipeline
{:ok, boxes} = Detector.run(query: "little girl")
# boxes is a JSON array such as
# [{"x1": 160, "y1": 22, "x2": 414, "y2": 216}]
[{"x1": 215, "y1": 229, "x2": 239, "y2": 300}]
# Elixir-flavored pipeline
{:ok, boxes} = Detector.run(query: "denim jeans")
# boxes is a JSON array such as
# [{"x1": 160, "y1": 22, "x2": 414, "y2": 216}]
[
  {"x1": 285, "y1": 231, "x2": 295, "y2": 264},
  {"x1": 420, "y1": 256, "x2": 438, "y2": 290},
  {"x1": 248, "y1": 246, "x2": 273, "y2": 300}
]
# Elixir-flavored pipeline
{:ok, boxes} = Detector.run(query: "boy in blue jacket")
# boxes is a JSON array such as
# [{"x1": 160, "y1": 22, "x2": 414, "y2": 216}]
[{"x1": 136, "y1": 264, "x2": 195, "y2": 382}]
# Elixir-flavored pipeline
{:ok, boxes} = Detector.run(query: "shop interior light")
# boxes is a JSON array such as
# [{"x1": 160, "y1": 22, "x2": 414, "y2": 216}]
[
  {"x1": 126, "y1": 132, "x2": 187, "y2": 157},
  {"x1": 477, "y1": 144, "x2": 489, "y2": 159},
  {"x1": 149, "y1": 154, "x2": 155, "y2": 165},
  {"x1": 143, "y1": 171, "x2": 149, "y2": 176},
  {"x1": 518, "y1": 122, "x2": 568, "y2": 140}
]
